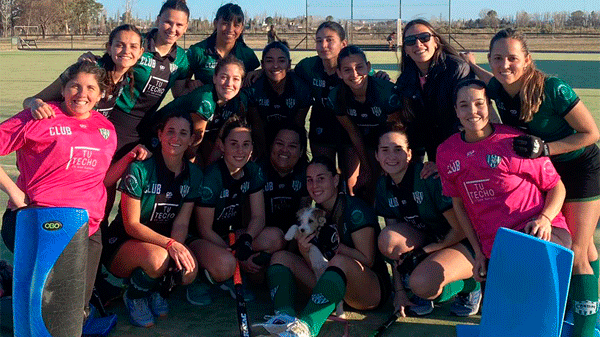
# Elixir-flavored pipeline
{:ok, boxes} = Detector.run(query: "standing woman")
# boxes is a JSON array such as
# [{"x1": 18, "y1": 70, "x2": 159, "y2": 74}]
[
  {"x1": 186, "y1": 3, "x2": 259, "y2": 87},
  {"x1": 23, "y1": 24, "x2": 144, "y2": 120},
  {"x1": 246, "y1": 41, "x2": 312, "y2": 159},
  {"x1": 375, "y1": 123, "x2": 480, "y2": 317},
  {"x1": 101, "y1": 111, "x2": 201, "y2": 328},
  {"x1": 461, "y1": 29, "x2": 600, "y2": 336},
  {"x1": 257, "y1": 156, "x2": 390, "y2": 337},
  {"x1": 0, "y1": 62, "x2": 117, "y2": 332},
  {"x1": 329, "y1": 45, "x2": 398, "y2": 201},
  {"x1": 294, "y1": 22, "x2": 352, "y2": 183},
  {"x1": 158, "y1": 55, "x2": 248, "y2": 167},
  {"x1": 393, "y1": 19, "x2": 473, "y2": 177},
  {"x1": 186, "y1": 117, "x2": 285, "y2": 305}
]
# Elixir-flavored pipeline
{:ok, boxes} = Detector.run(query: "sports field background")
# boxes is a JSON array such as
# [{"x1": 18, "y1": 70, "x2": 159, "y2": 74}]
[{"x1": 0, "y1": 50, "x2": 598, "y2": 336}]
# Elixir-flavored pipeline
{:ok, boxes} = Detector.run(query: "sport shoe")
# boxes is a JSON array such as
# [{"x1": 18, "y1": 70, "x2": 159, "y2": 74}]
[
  {"x1": 253, "y1": 313, "x2": 297, "y2": 335},
  {"x1": 123, "y1": 290, "x2": 154, "y2": 327},
  {"x1": 407, "y1": 296, "x2": 434, "y2": 316},
  {"x1": 186, "y1": 282, "x2": 213, "y2": 306},
  {"x1": 220, "y1": 278, "x2": 256, "y2": 302},
  {"x1": 149, "y1": 292, "x2": 169, "y2": 317},
  {"x1": 280, "y1": 318, "x2": 311, "y2": 337},
  {"x1": 450, "y1": 288, "x2": 482, "y2": 317}
]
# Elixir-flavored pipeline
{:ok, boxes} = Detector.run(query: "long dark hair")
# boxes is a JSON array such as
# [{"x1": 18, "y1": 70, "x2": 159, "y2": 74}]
[
  {"x1": 335, "y1": 45, "x2": 369, "y2": 121},
  {"x1": 400, "y1": 19, "x2": 458, "y2": 73},
  {"x1": 209, "y1": 3, "x2": 246, "y2": 44},
  {"x1": 98, "y1": 24, "x2": 142, "y2": 96},
  {"x1": 489, "y1": 28, "x2": 546, "y2": 122},
  {"x1": 219, "y1": 115, "x2": 251, "y2": 142},
  {"x1": 316, "y1": 21, "x2": 346, "y2": 41}
]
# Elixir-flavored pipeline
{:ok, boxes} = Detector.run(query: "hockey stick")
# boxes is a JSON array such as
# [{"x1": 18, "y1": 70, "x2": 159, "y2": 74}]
[
  {"x1": 370, "y1": 310, "x2": 401, "y2": 337},
  {"x1": 229, "y1": 229, "x2": 251, "y2": 337}
]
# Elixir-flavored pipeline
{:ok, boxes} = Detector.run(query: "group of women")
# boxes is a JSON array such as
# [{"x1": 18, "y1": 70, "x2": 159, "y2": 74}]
[{"x1": 0, "y1": 0, "x2": 598, "y2": 336}]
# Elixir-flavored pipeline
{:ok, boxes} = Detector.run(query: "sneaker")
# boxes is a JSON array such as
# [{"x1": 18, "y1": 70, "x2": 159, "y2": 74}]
[
  {"x1": 407, "y1": 296, "x2": 434, "y2": 316},
  {"x1": 220, "y1": 278, "x2": 256, "y2": 302},
  {"x1": 123, "y1": 290, "x2": 154, "y2": 327},
  {"x1": 186, "y1": 282, "x2": 213, "y2": 306},
  {"x1": 149, "y1": 292, "x2": 169, "y2": 317},
  {"x1": 280, "y1": 318, "x2": 311, "y2": 337},
  {"x1": 253, "y1": 313, "x2": 297, "y2": 335},
  {"x1": 450, "y1": 288, "x2": 482, "y2": 317}
]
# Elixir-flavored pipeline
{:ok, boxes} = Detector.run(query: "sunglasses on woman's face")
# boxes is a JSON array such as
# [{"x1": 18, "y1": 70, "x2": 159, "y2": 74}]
[{"x1": 404, "y1": 32, "x2": 432, "y2": 46}]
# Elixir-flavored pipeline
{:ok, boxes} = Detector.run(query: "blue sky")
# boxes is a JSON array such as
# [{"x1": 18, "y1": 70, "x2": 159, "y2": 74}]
[{"x1": 98, "y1": 0, "x2": 597, "y2": 22}]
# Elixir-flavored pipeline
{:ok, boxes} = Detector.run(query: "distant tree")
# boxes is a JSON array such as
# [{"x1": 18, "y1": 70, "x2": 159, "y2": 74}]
[
  {"x1": 326, "y1": 15, "x2": 333, "y2": 22},
  {"x1": 515, "y1": 11, "x2": 529, "y2": 28},
  {"x1": 591, "y1": 11, "x2": 600, "y2": 28},
  {"x1": 69, "y1": 0, "x2": 103, "y2": 33},
  {"x1": 0, "y1": 0, "x2": 15, "y2": 37},
  {"x1": 568, "y1": 10, "x2": 586, "y2": 27},
  {"x1": 19, "y1": 0, "x2": 68, "y2": 38}
]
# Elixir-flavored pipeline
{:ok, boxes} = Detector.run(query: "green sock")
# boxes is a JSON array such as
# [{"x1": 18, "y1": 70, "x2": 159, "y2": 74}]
[
  {"x1": 267, "y1": 264, "x2": 296, "y2": 316},
  {"x1": 434, "y1": 279, "x2": 464, "y2": 303},
  {"x1": 127, "y1": 268, "x2": 159, "y2": 299},
  {"x1": 299, "y1": 267, "x2": 347, "y2": 336},
  {"x1": 590, "y1": 259, "x2": 599, "y2": 280},
  {"x1": 571, "y1": 274, "x2": 599, "y2": 337},
  {"x1": 461, "y1": 277, "x2": 480, "y2": 294}
]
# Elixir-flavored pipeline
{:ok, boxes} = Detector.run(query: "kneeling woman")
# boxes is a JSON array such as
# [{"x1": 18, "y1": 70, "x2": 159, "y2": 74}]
[
  {"x1": 437, "y1": 79, "x2": 571, "y2": 282},
  {"x1": 187, "y1": 116, "x2": 285, "y2": 305},
  {"x1": 259, "y1": 156, "x2": 390, "y2": 337},
  {"x1": 101, "y1": 112, "x2": 201, "y2": 327},
  {"x1": 376, "y1": 123, "x2": 480, "y2": 317}
]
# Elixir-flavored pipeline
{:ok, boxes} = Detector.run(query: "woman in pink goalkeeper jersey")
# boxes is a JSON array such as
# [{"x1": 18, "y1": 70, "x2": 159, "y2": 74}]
[
  {"x1": 0, "y1": 61, "x2": 117, "y2": 323},
  {"x1": 436, "y1": 79, "x2": 571, "y2": 282}
]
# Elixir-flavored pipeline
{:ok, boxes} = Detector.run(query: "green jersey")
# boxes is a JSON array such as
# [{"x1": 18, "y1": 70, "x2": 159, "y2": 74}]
[
  {"x1": 327, "y1": 76, "x2": 397, "y2": 148},
  {"x1": 157, "y1": 84, "x2": 218, "y2": 122},
  {"x1": 375, "y1": 162, "x2": 452, "y2": 241},
  {"x1": 198, "y1": 159, "x2": 265, "y2": 237},
  {"x1": 487, "y1": 76, "x2": 582, "y2": 161},
  {"x1": 187, "y1": 35, "x2": 259, "y2": 85},
  {"x1": 115, "y1": 153, "x2": 203, "y2": 236}
]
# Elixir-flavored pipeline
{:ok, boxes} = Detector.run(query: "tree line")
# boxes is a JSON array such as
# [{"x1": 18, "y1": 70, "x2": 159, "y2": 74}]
[{"x1": 1, "y1": 0, "x2": 599, "y2": 39}]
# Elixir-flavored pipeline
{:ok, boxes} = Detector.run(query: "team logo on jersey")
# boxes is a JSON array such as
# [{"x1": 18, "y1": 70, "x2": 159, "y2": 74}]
[
  {"x1": 159, "y1": 65, "x2": 165, "y2": 71},
  {"x1": 351, "y1": 209, "x2": 364, "y2": 225},
  {"x1": 348, "y1": 108, "x2": 357, "y2": 117},
  {"x1": 389, "y1": 93, "x2": 400, "y2": 108},
  {"x1": 486, "y1": 154, "x2": 501, "y2": 168},
  {"x1": 412, "y1": 191, "x2": 424, "y2": 204},
  {"x1": 292, "y1": 180, "x2": 301, "y2": 192},
  {"x1": 180, "y1": 185, "x2": 190, "y2": 198},
  {"x1": 286, "y1": 98, "x2": 296, "y2": 108},
  {"x1": 201, "y1": 186, "x2": 214, "y2": 202},
  {"x1": 169, "y1": 63, "x2": 179, "y2": 73},
  {"x1": 371, "y1": 106, "x2": 382, "y2": 117},
  {"x1": 201, "y1": 100, "x2": 213, "y2": 113},
  {"x1": 241, "y1": 181, "x2": 250, "y2": 193},
  {"x1": 166, "y1": 192, "x2": 173, "y2": 199},
  {"x1": 99, "y1": 128, "x2": 110, "y2": 139},
  {"x1": 510, "y1": 109, "x2": 518, "y2": 116},
  {"x1": 467, "y1": 150, "x2": 475, "y2": 157},
  {"x1": 124, "y1": 174, "x2": 140, "y2": 195},
  {"x1": 496, "y1": 101, "x2": 505, "y2": 111}
]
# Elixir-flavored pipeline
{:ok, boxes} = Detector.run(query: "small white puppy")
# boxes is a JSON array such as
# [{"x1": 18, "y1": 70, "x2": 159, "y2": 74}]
[{"x1": 285, "y1": 207, "x2": 344, "y2": 317}]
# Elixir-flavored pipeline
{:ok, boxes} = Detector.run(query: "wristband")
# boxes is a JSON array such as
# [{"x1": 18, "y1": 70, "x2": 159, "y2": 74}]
[
  {"x1": 165, "y1": 239, "x2": 176, "y2": 250},
  {"x1": 539, "y1": 213, "x2": 552, "y2": 223}
]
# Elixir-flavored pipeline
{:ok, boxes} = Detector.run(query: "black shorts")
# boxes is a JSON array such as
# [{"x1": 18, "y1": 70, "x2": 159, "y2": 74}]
[
  {"x1": 100, "y1": 220, "x2": 130, "y2": 269},
  {"x1": 375, "y1": 269, "x2": 393, "y2": 309},
  {"x1": 552, "y1": 144, "x2": 600, "y2": 202},
  {"x1": 308, "y1": 106, "x2": 351, "y2": 148}
]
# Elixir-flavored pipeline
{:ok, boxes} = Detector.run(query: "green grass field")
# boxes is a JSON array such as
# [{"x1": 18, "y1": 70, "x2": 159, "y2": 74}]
[{"x1": 0, "y1": 50, "x2": 598, "y2": 336}]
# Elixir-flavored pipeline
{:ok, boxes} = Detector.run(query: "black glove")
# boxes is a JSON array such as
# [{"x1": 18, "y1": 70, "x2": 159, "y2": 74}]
[
  {"x1": 232, "y1": 233, "x2": 254, "y2": 261},
  {"x1": 158, "y1": 261, "x2": 186, "y2": 298},
  {"x1": 513, "y1": 135, "x2": 549, "y2": 159},
  {"x1": 396, "y1": 247, "x2": 427, "y2": 275}
]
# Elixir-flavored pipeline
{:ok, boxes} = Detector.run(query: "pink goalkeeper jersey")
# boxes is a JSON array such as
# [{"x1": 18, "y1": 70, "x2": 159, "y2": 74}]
[
  {"x1": 436, "y1": 124, "x2": 568, "y2": 258},
  {"x1": 0, "y1": 102, "x2": 117, "y2": 235}
]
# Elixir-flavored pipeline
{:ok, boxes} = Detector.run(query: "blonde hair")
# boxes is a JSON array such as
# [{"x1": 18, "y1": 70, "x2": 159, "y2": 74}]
[{"x1": 489, "y1": 29, "x2": 546, "y2": 123}]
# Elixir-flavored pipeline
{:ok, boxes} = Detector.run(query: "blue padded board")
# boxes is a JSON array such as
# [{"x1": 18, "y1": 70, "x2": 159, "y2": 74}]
[
  {"x1": 457, "y1": 227, "x2": 574, "y2": 337},
  {"x1": 13, "y1": 207, "x2": 89, "y2": 337}
]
